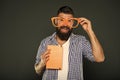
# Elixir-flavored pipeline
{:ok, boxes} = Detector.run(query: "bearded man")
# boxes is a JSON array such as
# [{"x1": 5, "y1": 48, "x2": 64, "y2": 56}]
[{"x1": 34, "y1": 6, "x2": 105, "y2": 80}]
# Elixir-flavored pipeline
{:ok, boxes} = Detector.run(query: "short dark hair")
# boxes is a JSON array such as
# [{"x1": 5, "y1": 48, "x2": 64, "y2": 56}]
[{"x1": 57, "y1": 6, "x2": 74, "y2": 16}]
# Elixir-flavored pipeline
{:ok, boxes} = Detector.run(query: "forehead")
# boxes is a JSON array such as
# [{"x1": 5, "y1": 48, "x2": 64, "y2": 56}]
[{"x1": 57, "y1": 13, "x2": 73, "y2": 19}]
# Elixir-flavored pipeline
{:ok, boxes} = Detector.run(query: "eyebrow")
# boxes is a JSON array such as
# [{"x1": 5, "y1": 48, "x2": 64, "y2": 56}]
[{"x1": 58, "y1": 17, "x2": 74, "y2": 20}]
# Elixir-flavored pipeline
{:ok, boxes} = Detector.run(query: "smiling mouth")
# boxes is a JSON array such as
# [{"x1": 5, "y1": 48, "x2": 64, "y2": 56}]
[
  {"x1": 61, "y1": 29, "x2": 68, "y2": 33},
  {"x1": 60, "y1": 27, "x2": 70, "y2": 33}
]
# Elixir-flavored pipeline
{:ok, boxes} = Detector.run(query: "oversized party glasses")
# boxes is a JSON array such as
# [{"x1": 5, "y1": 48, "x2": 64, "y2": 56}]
[{"x1": 51, "y1": 17, "x2": 80, "y2": 28}]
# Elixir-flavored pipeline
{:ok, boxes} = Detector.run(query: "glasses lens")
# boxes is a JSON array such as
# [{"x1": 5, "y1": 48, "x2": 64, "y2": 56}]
[
  {"x1": 52, "y1": 17, "x2": 79, "y2": 28},
  {"x1": 71, "y1": 19, "x2": 79, "y2": 28},
  {"x1": 52, "y1": 17, "x2": 61, "y2": 27}
]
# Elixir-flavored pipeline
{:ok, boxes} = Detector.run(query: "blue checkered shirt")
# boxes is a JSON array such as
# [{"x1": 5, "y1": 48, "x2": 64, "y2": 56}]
[{"x1": 35, "y1": 32, "x2": 95, "y2": 80}]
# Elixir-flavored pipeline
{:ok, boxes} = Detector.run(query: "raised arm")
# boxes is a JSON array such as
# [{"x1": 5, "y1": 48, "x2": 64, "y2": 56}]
[{"x1": 79, "y1": 17, "x2": 105, "y2": 62}]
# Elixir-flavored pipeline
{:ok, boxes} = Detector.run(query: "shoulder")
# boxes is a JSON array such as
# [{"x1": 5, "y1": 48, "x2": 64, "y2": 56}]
[
  {"x1": 70, "y1": 33, "x2": 86, "y2": 41},
  {"x1": 40, "y1": 33, "x2": 56, "y2": 43}
]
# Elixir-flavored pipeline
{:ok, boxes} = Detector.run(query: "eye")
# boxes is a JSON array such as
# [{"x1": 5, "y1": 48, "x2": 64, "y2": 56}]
[
  {"x1": 59, "y1": 18, "x2": 64, "y2": 21},
  {"x1": 68, "y1": 19, "x2": 73, "y2": 22}
]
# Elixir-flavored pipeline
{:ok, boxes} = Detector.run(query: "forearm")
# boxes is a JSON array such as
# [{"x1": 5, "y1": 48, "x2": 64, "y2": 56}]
[
  {"x1": 35, "y1": 49, "x2": 50, "y2": 74},
  {"x1": 34, "y1": 61, "x2": 45, "y2": 74},
  {"x1": 87, "y1": 30, "x2": 105, "y2": 62}
]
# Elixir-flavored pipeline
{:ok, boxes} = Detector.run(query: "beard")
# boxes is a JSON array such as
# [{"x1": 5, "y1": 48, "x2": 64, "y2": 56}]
[{"x1": 56, "y1": 26, "x2": 73, "y2": 41}]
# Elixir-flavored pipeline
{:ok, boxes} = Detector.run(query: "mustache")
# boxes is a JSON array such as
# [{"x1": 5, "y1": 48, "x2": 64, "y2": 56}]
[{"x1": 59, "y1": 26, "x2": 70, "y2": 30}]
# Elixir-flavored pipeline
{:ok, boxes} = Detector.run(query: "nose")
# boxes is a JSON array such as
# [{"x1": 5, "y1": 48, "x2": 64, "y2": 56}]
[{"x1": 63, "y1": 20, "x2": 69, "y2": 26}]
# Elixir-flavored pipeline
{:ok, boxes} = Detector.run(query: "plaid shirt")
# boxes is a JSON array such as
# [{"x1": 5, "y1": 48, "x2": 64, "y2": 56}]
[{"x1": 35, "y1": 32, "x2": 95, "y2": 80}]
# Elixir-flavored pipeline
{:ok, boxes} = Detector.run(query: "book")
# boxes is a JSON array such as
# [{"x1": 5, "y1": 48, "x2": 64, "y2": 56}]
[{"x1": 46, "y1": 45, "x2": 63, "y2": 70}]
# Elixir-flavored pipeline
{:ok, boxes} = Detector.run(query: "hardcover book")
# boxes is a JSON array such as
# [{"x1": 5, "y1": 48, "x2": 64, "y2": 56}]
[{"x1": 46, "y1": 45, "x2": 63, "y2": 70}]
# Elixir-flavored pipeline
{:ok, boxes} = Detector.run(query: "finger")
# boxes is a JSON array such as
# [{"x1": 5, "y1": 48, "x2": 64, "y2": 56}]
[
  {"x1": 41, "y1": 49, "x2": 50, "y2": 57},
  {"x1": 45, "y1": 57, "x2": 49, "y2": 63},
  {"x1": 44, "y1": 50, "x2": 50, "y2": 58},
  {"x1": 40, "y1": 55, "x2": 49, "y2": 64},
  {"x1": 44, "y1": 55, "x2": 50, "y2": 63},
  {"x1": 79, "y1": 17, "x2": 90, "y2": 23},
  {"x1": 79, "y1": 17, "x2": 88, "y2": 20},
  {"x1": 44, "y1": 53, "x2": 50, "y2": 59},
  {"x1": 80, "y1": 20, "x2": 87, "y2": 25},
  {"x1": 43, "y1": 50, "x2": 50, "y2": 59},
  {"x1": 79, "y1": 18, "x2": 86, "y2": 24}
]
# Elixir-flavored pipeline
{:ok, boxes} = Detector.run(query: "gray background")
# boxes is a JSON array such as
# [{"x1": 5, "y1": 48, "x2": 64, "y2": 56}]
[{"x1": 0, "y1": 0, "x2": 120, "y2": 80}]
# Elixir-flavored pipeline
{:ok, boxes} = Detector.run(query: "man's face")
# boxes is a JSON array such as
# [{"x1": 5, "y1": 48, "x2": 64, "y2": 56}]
[{"x1": 56, "y1": 13, "x2": 73, "y2": 41}]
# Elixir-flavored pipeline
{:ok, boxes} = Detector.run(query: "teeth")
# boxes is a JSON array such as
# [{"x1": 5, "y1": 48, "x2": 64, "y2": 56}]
[
  {"x1": 62, "y1": 29, "x2": 67, "y2": 30},
  {"x1": 63, "y1": 28, "x2": 68, "y2": 29}
]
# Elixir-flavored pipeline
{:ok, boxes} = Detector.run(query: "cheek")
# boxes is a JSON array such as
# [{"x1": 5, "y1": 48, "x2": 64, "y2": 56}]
[
  {"x1": 68, "y1": 22, "x2": 73, "y2": 28},
  {"x1": 69, "y1": 22, "x2": 73, "y2": 26},
  {"x1": 58, "y1": 22, "x2": 63, "y2": 25},
  {"x1": 56, "y1": 22, "x2": 61, "y2": 27}
]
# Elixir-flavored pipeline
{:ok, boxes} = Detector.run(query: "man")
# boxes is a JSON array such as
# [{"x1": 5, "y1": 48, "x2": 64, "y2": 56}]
[{"x1": 34, "y1": 6, "x2": 105, "y2": 80}]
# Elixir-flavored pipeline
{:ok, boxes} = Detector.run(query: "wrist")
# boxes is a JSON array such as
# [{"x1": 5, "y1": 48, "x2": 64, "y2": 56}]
[
  {"x1": 39, "y1": 60, "x2": 46, "y2": 68},
  {"x1": 86, "y1": 29, "x2": 94, "y2": 35}
]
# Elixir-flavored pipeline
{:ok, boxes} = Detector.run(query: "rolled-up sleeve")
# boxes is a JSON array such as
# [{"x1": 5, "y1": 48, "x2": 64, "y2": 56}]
[
  {"x1": 82, "y1": 36, "x2": 95, "y2": 62},
  {"x1": 35, "y1": 39, "x2": 47, "y2": 65}
]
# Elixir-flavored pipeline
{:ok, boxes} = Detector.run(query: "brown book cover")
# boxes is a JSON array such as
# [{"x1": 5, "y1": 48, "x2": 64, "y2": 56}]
[{"x1": 46, "y1": 45, "x2": 63, "y2": 70}]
